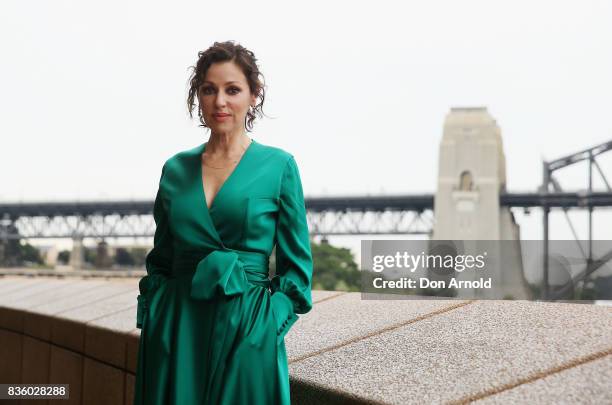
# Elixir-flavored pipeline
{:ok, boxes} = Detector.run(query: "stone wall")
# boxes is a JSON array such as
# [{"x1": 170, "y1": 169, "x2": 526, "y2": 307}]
[{"x1": 1, "y1": 276, "x2": 611, "y2": 404}]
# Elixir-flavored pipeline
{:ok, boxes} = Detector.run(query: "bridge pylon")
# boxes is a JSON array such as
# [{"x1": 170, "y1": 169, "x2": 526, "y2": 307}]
[{"x1": 431, "y1": 107, "x2": 531, "y2": 299}]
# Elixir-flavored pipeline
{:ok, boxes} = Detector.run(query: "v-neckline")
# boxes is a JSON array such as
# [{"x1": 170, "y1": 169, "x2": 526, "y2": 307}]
[{"x1": 199, "y1": 138, "x2": 255, "y2": 213}]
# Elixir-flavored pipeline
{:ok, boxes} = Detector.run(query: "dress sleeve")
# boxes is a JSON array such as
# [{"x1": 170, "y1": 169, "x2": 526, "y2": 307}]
[
  {"x1": 269, "y1": 156, "x2": 313, "y2": 344},
  {"x1": 136, "y1": 163, "x2": 173, "y2": 329}
]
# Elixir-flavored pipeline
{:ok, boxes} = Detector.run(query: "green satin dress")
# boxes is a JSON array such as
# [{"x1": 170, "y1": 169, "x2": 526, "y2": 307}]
[{"x1": 133, "y1": 139, "x2": 313, "y2": 405}]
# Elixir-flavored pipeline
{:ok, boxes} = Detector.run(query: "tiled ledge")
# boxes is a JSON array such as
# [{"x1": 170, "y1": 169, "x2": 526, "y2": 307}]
[{"x1": 1, "y1": 276, "x2": 611, "y2": 405}]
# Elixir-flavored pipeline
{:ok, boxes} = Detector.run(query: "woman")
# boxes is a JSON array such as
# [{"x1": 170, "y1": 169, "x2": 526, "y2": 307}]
[{"x1": 133, "y1": 41, "x2": 313, "y2": 405}]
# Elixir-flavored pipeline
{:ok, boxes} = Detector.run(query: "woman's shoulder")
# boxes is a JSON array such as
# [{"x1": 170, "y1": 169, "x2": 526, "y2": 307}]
[
  {"x1": 251, "y1": 139, "x2": 294, "y2": 165},
  {"x1": 159, "y1": 143, "x2": 202, "y2": 171}
]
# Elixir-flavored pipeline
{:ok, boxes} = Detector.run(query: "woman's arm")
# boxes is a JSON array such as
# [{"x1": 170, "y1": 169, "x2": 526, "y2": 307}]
[
  {"x1": 270, "y1": 156, "x2": 313, "y2": 345},
  {"x1": 136, "y1": 163, "x2": 173, "y2": 329}
]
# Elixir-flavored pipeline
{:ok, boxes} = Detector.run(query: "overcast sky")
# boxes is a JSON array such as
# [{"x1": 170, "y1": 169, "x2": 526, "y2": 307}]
[{"x1": 2, "y1": 0, "x2": 612, "y2": 254}]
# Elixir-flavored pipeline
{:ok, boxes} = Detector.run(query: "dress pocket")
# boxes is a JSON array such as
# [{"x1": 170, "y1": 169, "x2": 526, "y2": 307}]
[
  {"x1": 245, "y1": 197, "x2": 279, "y2": 242},
  {"x1": 267, "y1": 288, "x2": 279, "y2": 333}
]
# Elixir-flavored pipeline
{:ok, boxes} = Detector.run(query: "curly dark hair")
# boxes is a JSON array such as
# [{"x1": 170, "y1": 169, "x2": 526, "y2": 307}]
[{"x1": 186, "y1": 41, "x2": 266, "y2": 132}]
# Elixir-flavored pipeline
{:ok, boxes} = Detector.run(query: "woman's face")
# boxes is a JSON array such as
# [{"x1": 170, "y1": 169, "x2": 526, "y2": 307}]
[{"x1": 198, "y1": 61, "x2": 256, "y2": 135}]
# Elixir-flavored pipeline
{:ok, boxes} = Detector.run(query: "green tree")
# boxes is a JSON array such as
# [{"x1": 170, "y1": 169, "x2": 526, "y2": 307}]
[
  {"x1": 20, "y1": 242, "x2": 44, "y2": 265},
  {"x1": 115, "y1": 247, "x2": 135, "y2": 266},
  {"x1": 57, "y1": 250, "x2": 70, "y2": 264},
  {"x1": 130, "y1": 247, "x2": 148, "y2": 267},
  {"x1": 311, "y1": 241, "x2": 360, "y2": 292},
  {"x1": 82, "y1": 246, "x2": 98, "y2": 266}
]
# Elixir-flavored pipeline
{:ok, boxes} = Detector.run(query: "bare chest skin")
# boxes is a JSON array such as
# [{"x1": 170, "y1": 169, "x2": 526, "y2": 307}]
[{"x1": 201, "y1": 156, "x2": 239, "y2": 210}]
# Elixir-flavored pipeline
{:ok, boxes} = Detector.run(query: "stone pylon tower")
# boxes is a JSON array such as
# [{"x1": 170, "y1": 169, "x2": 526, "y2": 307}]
[
  {"x1": 69, "y1": 236, "x2": 85, "y2": 270},
  {"x1": 433, "y1": 107, "x2": 517, "y2": 240},
  {"x1": 431, "y1": 107, "x2": 531, "y2": 299}
]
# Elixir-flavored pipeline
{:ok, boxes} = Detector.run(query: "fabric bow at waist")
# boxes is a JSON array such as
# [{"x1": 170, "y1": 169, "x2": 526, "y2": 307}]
[
  {"x1": 136, "y1": 248, "x2": 269, "y2": 329},
  {"x1": 174, "y1": 249, "x2": 270, "y2": 300}
]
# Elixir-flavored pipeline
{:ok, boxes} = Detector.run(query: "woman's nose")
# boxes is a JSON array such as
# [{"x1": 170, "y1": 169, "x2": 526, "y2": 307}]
[{"x1": 215, "y1": 93, "x2": 226, "y2": 107}]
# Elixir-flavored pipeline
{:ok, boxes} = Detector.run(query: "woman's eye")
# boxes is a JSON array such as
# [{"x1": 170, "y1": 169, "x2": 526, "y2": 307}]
[
  {"x1": 228, "y1": 87, "x2": 240, "y2": 95},
  {"x1": 200, "y1": 86, "x2": 214, "y2": 95}
]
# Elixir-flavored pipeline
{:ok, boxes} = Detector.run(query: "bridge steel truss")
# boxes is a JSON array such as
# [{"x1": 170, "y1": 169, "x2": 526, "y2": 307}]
[
  {"x1": 540, "y1": 140, "x2": 612, "y2": 300},
  {"x1": 2, "y1": 191, "x2": 612, "y2": 241},
  {"x1": 0, "y1": 196, "x2": 437, "y2": 240},
  {"x1": 0, "y1": 201, "x2": 156, "y2": 240}
]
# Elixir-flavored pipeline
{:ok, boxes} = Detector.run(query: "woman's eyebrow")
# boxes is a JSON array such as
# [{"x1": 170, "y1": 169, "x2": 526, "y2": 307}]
[{"x1": 202, "y1": 80, "x2": 240, "y2": 85}]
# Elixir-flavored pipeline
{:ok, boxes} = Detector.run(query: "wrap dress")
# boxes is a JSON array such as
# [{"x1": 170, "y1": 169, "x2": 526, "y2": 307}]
[{"x1": 133, "y1": 139, "x2": 313, "y2": 405}]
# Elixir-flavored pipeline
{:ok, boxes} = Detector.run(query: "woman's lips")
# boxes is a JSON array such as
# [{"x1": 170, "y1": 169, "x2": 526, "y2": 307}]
[{"x1": 213, "y1": 114, "x2": 230, "y2": 121}]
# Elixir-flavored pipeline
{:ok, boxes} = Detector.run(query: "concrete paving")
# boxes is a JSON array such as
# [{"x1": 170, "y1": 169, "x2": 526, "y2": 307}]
[{"x1": 1, "y1": 276, "x2": 610, "y2": 404}]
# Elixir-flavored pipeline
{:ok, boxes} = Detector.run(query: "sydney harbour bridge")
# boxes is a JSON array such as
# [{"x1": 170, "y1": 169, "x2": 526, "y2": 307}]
[
  {"x1": 2, "y1": 140, "x2": 611, "y2": 240},
  {"x1": 2, "y1": 108, "x2": 612, "y2": 300}
]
